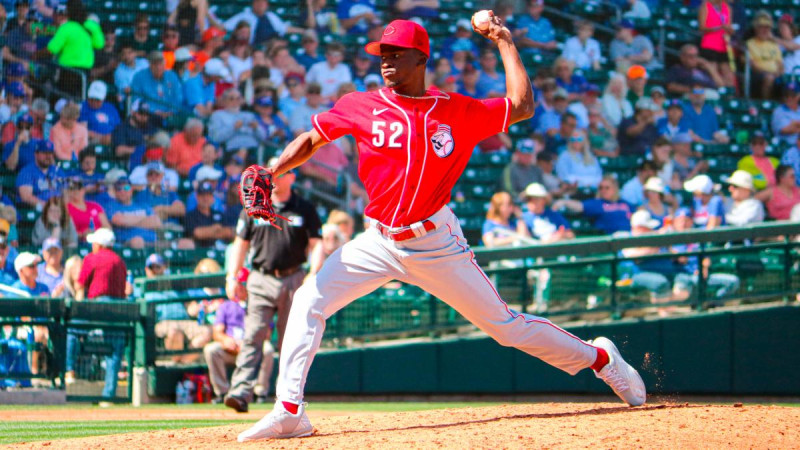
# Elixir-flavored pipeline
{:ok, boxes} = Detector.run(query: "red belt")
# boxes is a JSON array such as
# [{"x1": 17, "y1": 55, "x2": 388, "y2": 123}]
[{"x1": 374, "y1": 220, "x2": 436, "y2": 242}]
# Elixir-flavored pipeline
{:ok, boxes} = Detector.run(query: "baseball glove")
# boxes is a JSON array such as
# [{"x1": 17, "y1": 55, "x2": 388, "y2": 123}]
[{"x1": 239, "y1": 165, "x2": 289, "y2": 229}]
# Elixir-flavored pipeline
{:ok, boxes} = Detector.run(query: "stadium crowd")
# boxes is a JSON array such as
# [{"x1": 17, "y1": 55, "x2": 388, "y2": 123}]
[{"x1": 3, "y1": 0, "x2": 800, "y2": 393}]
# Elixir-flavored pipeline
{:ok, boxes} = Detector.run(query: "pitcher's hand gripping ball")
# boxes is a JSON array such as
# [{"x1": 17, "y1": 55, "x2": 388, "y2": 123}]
[{"x1": 240, "y1": 165, "x2": 289, "y2": 229}]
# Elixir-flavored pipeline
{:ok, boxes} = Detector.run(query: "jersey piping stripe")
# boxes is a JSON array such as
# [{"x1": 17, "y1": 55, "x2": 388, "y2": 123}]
[
  {"x1": 379, "y1": 89, "x2": 413, "y2": 228},
  {"x1": 312, "y1": 114, "x2": 331, "y2": 142},
  {"x1": 501, "y1": 97, "x2": 510, "y2": 133},
  {"x1": 406, "y1": 98, "x2": 438, "y2": 220},
  {"x1": 445, "y1": 221, "x2": 597, "y2": 353}
]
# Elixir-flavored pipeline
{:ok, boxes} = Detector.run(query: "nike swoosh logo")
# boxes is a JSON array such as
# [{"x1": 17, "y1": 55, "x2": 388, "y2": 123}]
[{"x1": 373, "y1": 108, "x2": 389, "y2": 115}]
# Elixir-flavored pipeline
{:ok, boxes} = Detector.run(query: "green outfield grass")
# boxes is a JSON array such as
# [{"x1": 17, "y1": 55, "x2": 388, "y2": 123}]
[{"x1": 0, "y1": 402, "x2": 503, "y2": 445}]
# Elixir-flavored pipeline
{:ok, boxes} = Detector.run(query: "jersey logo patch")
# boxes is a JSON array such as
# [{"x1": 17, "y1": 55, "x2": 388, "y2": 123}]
[
  {"x1": 373, "y1": 107, "x2": 389, "y2": 115},
  {"x1": 431, "y1": 124, "x2": 454, "y2": 158}
]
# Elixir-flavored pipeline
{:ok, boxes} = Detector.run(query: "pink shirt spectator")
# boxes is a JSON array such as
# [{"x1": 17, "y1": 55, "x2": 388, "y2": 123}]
[
  {"x1": 767, "y1": 185, "x2": 800, "y2": 220},
  {"x1": 700, "y1": 1, "x2": 730, "y2": 53},
  {"x1": 78, "y1": 248, "x2": 127, "y2": 299},
  {"x1": 50, "y1": 121, "x2": 89, "y2": 161},
  {"x1": 68, "y1": 201, "x2": 105, "y2": 236}
]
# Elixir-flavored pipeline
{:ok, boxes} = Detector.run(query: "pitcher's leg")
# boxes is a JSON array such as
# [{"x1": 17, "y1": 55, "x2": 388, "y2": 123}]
[
  {"x1": 408, "y1": 228, "x2": 596, "y2": 375},
  {"x1": 276, "y1": 231, "x2": 401, "y2": 404}
]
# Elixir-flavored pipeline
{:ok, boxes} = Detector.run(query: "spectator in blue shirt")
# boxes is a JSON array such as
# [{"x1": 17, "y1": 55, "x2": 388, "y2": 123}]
[
  {"x1": 555, "y1": 129, "x2": 603, "y2": 188},
  {"x1": 771, "y1": 83, "x2": 800, "y2": 145},
  {"x1": 114, "y1": 40, "x2": 150, "y2": 101},
  {"x1": 521, "y1": 183, "x2": 574, "y2": 242},
  {"x1": 481, "y1": 191, "x2": 530, "y2": 247},
  {"x1": 2, "y1": 114, "x2": 36, "y2": 171},
  {"x1": 0, "y1": 229, "x2": 19, "y2": 286},
  {"x1": 133, "y1": 162, "x2": 187, "y2": 227},
  {"x1": 515, "y1": 0, "x2": 558, "y2": 56},
  {"x1": 79, "y1": 81, "x2": 121, "y2": 146},
  {"x1": 684, "y1": 174, "x2": 725, "y2": 229},
  {"x1": 16, "y1": 140, "x2": 64, "y2": 208},
  {"x1": 656, "y1": 99, "x2": 690, "y2": 140},
  {"x1": 681, "y1": 85, "x2": 728, "y2": 143},
  {"x1": 104, "y1": 177, "x2": 163, "y2": 248},
  {"x1": 72, "y1": 148, "x2": 105, "y2": 196},
  {"x1": 12, "y1": 252, "x2": 50, "y2": 296},
  {"x1": 130, "y1": 51, "x2": 185, "y2": 119},
  {"x1": 456, "y1": 64, "x2": 480, "y2": 98},
  {"x1": 554, "y1": 175, "x2": 634, "y2": 234},
  {"x1": 112, "y1": 99, "x2": 156, "y2": 165},
  {"x1": 294, "y1": 30, "x2": 325, "y2": 71},
  {"x1": 476, "y1": 49, "x2": 507, "y2": 98},
  {"x1": 184, "y1": 58, "x2": 227, "y2": 118},
  {"x1": 440, "y1": 19, "x2": 480, "y2": 61},
  {"x1": 554, "y1": 57, "x2": 587, "y2": 101},
  {"x1": 188, "y1": 142, "x2": 224, "y2": 183},
  {"x1": 620, "y1": 161, "x2": 658, "y2": 208},
  {"x1": 337, "y1": 0, "x2": 379, "y2": 35},
  {"x1": 543, "y1": 109, "x2": 576, "y2": 153}
]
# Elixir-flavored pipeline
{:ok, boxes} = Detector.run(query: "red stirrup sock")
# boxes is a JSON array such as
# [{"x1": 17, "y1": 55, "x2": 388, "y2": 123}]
[
  {"x1": 591, "y1": 347, "x2": 610, "y2": 372},
  {"x1": 282, "y1": 401, "x2": 299, "y2": 415}
]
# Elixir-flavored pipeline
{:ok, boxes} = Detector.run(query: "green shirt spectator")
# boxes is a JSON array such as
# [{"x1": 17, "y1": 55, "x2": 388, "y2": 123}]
[{"x1": 47, "y1": 20, "x2": 104, "y2": 69}]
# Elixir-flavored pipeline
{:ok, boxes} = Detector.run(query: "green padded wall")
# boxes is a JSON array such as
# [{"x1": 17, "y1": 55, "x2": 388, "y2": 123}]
[
  {"x1": 305, "y1": 349, "x2": 363, "y2": 394},
  {"x1": 661, "y1": 312, "x2": 733, "y2": 393},
  {"x1": 436, "y1": 338, "x2": 515, "y2": 393},
  {"x1": 361, "y1": 343, "x2": 439, "y2": 393}
]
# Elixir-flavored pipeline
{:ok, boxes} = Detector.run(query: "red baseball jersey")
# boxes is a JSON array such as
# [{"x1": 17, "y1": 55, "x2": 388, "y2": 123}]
[{"x1": 312, "y1": 87, "x2": 511, "y2": 228}]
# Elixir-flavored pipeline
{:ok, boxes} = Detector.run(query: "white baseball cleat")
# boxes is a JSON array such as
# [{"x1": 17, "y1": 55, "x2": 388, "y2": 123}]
[
  {"x1": 591, "y1": 337, "x2": 647, "y2": 407},
  {"x1": 237, "y1": 401, "x2": 314, "y2": 442}
]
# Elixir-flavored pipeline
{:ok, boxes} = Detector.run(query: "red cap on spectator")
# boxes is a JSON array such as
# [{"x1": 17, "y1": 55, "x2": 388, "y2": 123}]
[
  {"x1": 202, "y1": 27, "x2": 226, "y2": 43},
  {"x1": 365, "y1": 20, "x2": 430, "y2": 58},
  {"x1": 145, "y1": 147, "x2": 164, "y2": 161},
  {"x1": 235, "y1": 267, "x2": 250, "y2": 283}
]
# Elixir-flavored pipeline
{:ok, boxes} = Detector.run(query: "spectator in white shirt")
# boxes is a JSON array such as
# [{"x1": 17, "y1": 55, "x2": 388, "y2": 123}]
[
  {"x1": 561, "y1": 20, "x2": 602, "y2": 71},
  {"x1": 724, "y1": 170, "x2": 765, "y2": 226},
  {"x1": 306, "y1": 42, "x2": 353, "y2": 101}
]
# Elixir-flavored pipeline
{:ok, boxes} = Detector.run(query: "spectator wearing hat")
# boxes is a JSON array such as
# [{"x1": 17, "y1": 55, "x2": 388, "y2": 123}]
[
  {"x1": 64, "y1": 176, "x2": 110, "y2": 241},
  {"x1": 625, "y1": 65, "x2": 651, "y2": 107},
  {"x1": 114, "y1": 40, "x2": 150, "y2": 100},
  {"x1": 32, "y1": 195, "x2": 78, "y2": 248},
  {"x1": 306, "y1": 42, "x2": 352, "y2": 101},
  {"x1": 521, "y1": 183, "x2": 573, "y2": 243},
  {"x1": 12, "y1": 252, "x2": 49, "y2": 296},
  {"x1": 186, "y1": 180, "x2": 235, "y2": 248},
  {"x1": 17, "y1": 139, "x2": 64, "y2": 208},
  {"x1": 41, "y1": 0, "x2": 104, "y2": 99},
  {"x1": 131, "y1": 51, "x2": 185, "y2": 118},
  {"x1": 618, "y1": 99, "x2": 659, "y2": 156},
  {"x1": 600, "y1": 73, "x2": 633, "y2": 127},
  {"x1": 778, "y1": 13, "x2": 800, "y2": 75},
  {"x1": 254, "y1": 95, "x2": 291, "y2": 146},
  {"x1": 2, "y1": 113, "x2": 36, "y2": 171},
  {"x1": 666, "y1": 44, "x2": 723, "y2": 95},
  {"x1": 209, "y1": 88, "x2": 266, "y2": 151},
  {"x1": 187, "y1": 165, "x2": 225, "y2": 212},
  {"x1": 724, "y1": 170, "x2": 764, "y2": 225},
  {"x1": 133, "y1": 162, "x2": 187, "y2": 224},
  {"x1": 184, "y1": 58, "x2": 228, "y2": 117},
  {"x1": 561, "y1": 20, "x2": 602, "y2": 71},
  {"x1": 682, "y1": 84, "x2": 727, "y2": 143},
  {"x1": 130, "y1": 133, "x2": 180, "y2": 191},
  {"x1": 112, "y1": 98, "x2": 155, "y2": 161},
  {"x1": 79, "y1": 81, "x2": 120, "y2": 146},
  {"x1": 554, "y1": 175, "x2": 634, "y2": 234},
  {"x1": 225, "y1": 0, "x2": 302, "y2": 46},
  {"x1": 671, "y1": 132, "x2": 708, "y2": 184},
  {"x1": 656, "y1": 99, "x2": 689, "y2": 141},
  {"x1": 760, "y1": 164, "x2": 800, "y2": 220},
  {"x1": 736, "y1": 132, "x2": 779, "y2": 191},
  {"x1": 610, "y1": 19, "x2": 657, "y2": 72},
  {"x1": 620, "y1": 161, "x2": 658, "y2": 208},
  {"x1": 166, "y1": 119, "x2": 206, "y2": 177},
  {"x1": 289, "y1": 82, "x2": 327, "y2": 137},
  {"x1": 0, "y1": 81, "x2": 27, "y2": 130},
  {"x1": 77, "y1": 228, "x2": 126, "y2": 299},
  {"x1": 49, "y1": 102, "x2": 88, "y2": 161},
  {"x1": 36, "y1": 238, "x2": 64, "y2": 294},
  {"x1": 568, "y1": 83, "x2": 603, "y2": 129},
  {"x1": 684, "y1": 174, "x2": 724, "y2": 229},
  {"x1": 555, "y1": 128, "x2": 603, "y2": 189},
  {"x1": 771, "y1": 83, "x2": 800, "y2": 145},
  {"x1": 498, "y1": 138, "x2": 545, "y2": 200},
  {"x1": 295, "y1": 29, "x2": 325, "y2": 71},
  {"x1": 193, "y1": 26, "x2": 226, "y2": 69},
  {"x1": 747, "y1": 11, "x2": 782, "y2": 99},
  {"x1": 91, "y1": 168, "x2": 126, "y2": 210},
  {"x1": 641, "y1": 176, "x2": 673, "y2": 228},
  {"x1": 515, "y1": 0, "x2": 558, "y2": 56},
  {"x1": 188, "y1": 142, "x2": 223, "y2": 183},
  {"x1": 536, "y1": 88, "x2": 571, "y2": 136},
  {"x1": 172, "y1": 47, "x2": 195, "y2": 82},
  {"x1": 105, "y1": 176, "x2": 163, "y2": 248}
]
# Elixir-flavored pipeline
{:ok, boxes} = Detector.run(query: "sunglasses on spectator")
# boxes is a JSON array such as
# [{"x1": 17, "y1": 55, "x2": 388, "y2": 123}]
[
  {"x1": 118, "y1": 184, "x2": 132, "y2": 191},
  {"x1": 599, "y1": 185, "x2": 613, "y2": 190},
  {"x1": 149, "y1": 264, "x2": 164, "y2": 270},
  {"x1": 286, "y1": 82, "x2": 299, "y2": 88},
  {"x1": 569, "y1": 136, "x2": 584, "y2": 143}
]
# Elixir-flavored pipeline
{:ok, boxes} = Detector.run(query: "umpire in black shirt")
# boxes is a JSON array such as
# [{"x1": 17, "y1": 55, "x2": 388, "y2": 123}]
[{"x1": 223, "y1": 161, "x2": 321, "y2": 412}]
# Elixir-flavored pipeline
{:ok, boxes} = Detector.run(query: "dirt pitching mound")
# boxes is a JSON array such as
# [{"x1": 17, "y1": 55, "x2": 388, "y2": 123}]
[{"x1": 8, "y1": 402, "x2": 800, "y2": 449}]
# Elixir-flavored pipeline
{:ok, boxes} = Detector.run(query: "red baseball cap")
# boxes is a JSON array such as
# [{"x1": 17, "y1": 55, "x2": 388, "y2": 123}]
[
  {"x1": 365, "y1": 20, "x2": 430, "y2": 58},
  {"x1": 202, "y1": 26, "x2": 225, "y2": 43}
]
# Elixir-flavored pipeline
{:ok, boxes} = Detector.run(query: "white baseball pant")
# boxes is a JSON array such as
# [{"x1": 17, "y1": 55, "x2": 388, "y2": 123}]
[{"x1": 276, "y1": 206, "x2": 599, "y2": 403}]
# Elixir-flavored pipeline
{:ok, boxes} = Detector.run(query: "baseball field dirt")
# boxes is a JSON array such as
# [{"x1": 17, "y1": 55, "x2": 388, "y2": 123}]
[{"x1": 5, "y1": 402, "x2": 799, "y2": 448}]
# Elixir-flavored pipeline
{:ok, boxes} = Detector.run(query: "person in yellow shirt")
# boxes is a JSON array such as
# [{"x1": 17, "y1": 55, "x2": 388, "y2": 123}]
[
  {"x1": 737, "y1": 131, "x2": 779, "y2": 195},
  {"x1": 747, "y1": 12, "x2": 783, "y2": 99}
]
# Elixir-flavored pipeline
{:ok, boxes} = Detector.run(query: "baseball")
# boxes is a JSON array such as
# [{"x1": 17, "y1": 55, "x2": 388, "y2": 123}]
[{"x1": 472, "y1": 10, "x2": 492, "y2": 31}]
